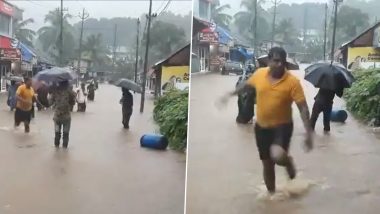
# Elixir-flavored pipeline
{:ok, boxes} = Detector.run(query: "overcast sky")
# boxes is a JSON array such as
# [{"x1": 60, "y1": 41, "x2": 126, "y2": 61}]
[
  {"x1": 219, "y1": 0, "x2": 330, "y2": 15},
  {"x1": 9, "y1": 0, "x2": 192, "y2": 30}
]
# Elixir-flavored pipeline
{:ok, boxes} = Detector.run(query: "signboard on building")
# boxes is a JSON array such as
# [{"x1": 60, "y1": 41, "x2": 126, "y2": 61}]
[
  {"x1": 161, "y1": 66, "x2": 189, "y2": 91},
  {"x1": 0, "y1": 1, "x2": 13, "y2": 16},
  {"x1": 373, "y1": 26, "x2": 380, "y2": 48},
  {"x1": 347, "y1": 47, "x2": 380, "y2": 70},
  {"x1": 0, "y1": 48, "x2": 21, "y2": 60},
  {"x1": 199, "y1": 32, "x2": 218, "y2": 43}
]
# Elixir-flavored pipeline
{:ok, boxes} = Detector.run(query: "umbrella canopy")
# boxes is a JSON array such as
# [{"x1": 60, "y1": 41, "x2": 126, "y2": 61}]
[
  {"x1": 304, "y1": 62, "x2": 354, "y2": 91},
  {"x1": 114, "y1": 78, "x2": 142, "y2": 93},
  {"x1": 257, "y1": 55, "x2": 300, "y2": 70},
  {"x1": 34, "y1": 67, "x2": 75, "y2": 83}
]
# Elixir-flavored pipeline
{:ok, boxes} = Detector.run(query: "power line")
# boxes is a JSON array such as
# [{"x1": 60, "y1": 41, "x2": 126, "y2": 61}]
[
  {"x1": 158, "y1": 0, "x2": 171, "y2": 16},
  {"x1": 154, "y1": 0, "x2": 167, "y2": 15}
]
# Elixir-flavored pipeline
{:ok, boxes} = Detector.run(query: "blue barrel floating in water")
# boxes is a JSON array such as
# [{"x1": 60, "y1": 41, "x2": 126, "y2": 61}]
[
  {"x1": 330, "y1": 110, "x2": 348, "y2": 123},
  {"x1": 140, "y1": 134, "x2": 169, "y2": 150}
]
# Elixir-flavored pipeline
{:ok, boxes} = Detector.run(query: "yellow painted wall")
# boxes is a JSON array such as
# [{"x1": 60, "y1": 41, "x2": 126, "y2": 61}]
[
  {"x1": 161, "y1": 66, "x2": 189, "y2": 91},
  {"x1": 347, "y1": 47, "x2": 380, "y2": 70}
]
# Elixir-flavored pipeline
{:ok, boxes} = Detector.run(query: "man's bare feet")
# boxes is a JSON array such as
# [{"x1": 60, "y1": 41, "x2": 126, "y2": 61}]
[{"x1": 286, "y1": 156, "x2": 296, "y2": 180}]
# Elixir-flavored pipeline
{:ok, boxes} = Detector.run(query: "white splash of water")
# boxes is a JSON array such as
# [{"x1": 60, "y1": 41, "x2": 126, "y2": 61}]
[{"x1": 255, "y1": 175, "x2": 326, "y2": 202}]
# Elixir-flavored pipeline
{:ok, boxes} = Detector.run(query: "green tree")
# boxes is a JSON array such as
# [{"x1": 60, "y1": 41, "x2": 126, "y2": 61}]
[
  {"x1": 37, "y1": 9, "x2": 76, "y2": 65},
  {"x1": 142, "y1": 21, "x2": 186, "y2": 65},
  {"x1": 14, "y1": 18, "x2": 35, "y2": 47},
  {"x1": 82, "y1": 34, "x2": 110, "y2": 69},
  {"x1": 332, "y1": 5, "x2": 369, "y2": 47},
  {"x1": 275, "y1": 18, "x2": 298, "y2": 45},
  {"x1": 234, "y1": 0, "x2": 270, "y2": 46},
  {"x1": 211, "y1": 0, "x2": 232, "y2": 30}
]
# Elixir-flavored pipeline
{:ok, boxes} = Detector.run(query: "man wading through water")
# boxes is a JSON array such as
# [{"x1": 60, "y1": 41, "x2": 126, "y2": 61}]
[
  {"x1": 218, "y1": 47, "x2": 313, "y2": 194},
  {"x1": 49, "y1": 81, "x2": 76, "y2": 148},
  {"x1": 14, "y1": 77, "x2": 37, "y2": 133}
]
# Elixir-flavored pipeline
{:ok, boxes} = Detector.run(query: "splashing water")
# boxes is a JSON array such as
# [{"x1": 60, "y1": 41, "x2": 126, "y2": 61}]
[{"x1": 255, "y1": 174, "x2": 327, "y2": 202}]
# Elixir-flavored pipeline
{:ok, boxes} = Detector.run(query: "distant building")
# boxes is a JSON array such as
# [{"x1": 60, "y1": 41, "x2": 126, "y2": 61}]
[
  {"x1": 193, "y1": 0, "x2": 212, "y2": 21},
  {"x1": 0, "y1": 0, "x2": 23, "y2": 92},
  {"x1": 339, "y1": 22, "x2": 380, "y2": 70}
]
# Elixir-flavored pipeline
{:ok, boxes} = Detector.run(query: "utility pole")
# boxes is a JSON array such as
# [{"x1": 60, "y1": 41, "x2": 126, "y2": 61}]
[
  {"x1": 253, "y1": 0, "x2": 258, "y2": 54},
  {"x1": 323, "y1": 3, "x2": 328, "y2": 61},
  {"x1": 140, "y1": 0, "x2": 155, "y2": 113},
  {"x1": 134, "y1": 18, "x2": 140, "y2": 83},
  {"x1": 77, "y1": 8, "x2": 89, "y2": 87},
  {"x1": 330, "y1": 0, "x2": 343, "y2": 63},
  {"x1": 271, "y1": 0, "x2": 280, "y2": 47},
  {"x1": 59, "y1": 0, "x2": 63, "y2": 66},
  {"x1": 303, "y1": 7, "x2": 308, "y2": 46},
  {"x1": 112, "y1": 24, "x2": 118, "y2": 70}
]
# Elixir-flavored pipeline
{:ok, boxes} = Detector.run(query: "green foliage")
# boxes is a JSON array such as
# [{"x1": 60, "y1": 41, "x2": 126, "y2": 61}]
[
  {"x1": 14, "y1": 18, "x2": 36, "y2": 47},
  {"x1": 211, "y1": 0, "x2": 232, "y2": 30},
  {"x1": 344, "y1": 69, "x2": 380, "y2": 122},
  {"x1": 141, "y1": 20, "x2": 187, "y2": 67},
  {"x1": 37, "y1": 8, "x2": 77, "y2": 66},
  {"x1": 331, "y1": 5, "x2": 370, "y2": 47},
  {"x1": 153, "y1": 90, "x2": 188, "y2": 151}
]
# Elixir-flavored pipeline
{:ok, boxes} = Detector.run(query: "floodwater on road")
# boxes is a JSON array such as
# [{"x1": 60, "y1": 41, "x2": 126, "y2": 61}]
[
  {"x1": 186, "y1": 66, "x2": 380, "y2": 214},
  {"x1": 0, "y1": 84, "x2": 185, "y2": 214}
]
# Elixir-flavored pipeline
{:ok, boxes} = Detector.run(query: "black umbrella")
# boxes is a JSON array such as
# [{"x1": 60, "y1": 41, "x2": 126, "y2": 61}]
[
  {"x1": 34, "y1": 67, "x2": 75, "y2": 83},
  {"x1": 304, "y1": 62, "x2": 354, "y2": 92},
  {"x1": 114, "y1": 78, "x2": 142, "y2": 93},
  {"x1": 257, "y1": 55, "x2": 300, "y2": 70}
]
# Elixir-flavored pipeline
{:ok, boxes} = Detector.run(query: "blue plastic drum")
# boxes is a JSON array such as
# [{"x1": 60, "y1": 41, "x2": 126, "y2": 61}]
[
  {"x1": 140, "y1": 134, "x2": 169, "y2": 150},
  {"x1": 330, "y1": 110, "x2": 348, "y2": 122}
]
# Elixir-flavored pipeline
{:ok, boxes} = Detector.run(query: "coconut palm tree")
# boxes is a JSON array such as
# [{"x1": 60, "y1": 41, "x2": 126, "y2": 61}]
[
  {"x1": 211, "y1": 0, "x2": 232, "y2": 30},
  {"x1": 234, "y1": 0, "x2": 270, "y2": 45},
  {"x1": 37, "y1": 8, "x2": 76, "y2": 65},
  {"x1": 14, "y1": 18, "x2": 36, "y2": 47},
  {"x1": 82, "y1": 34, "x2": 110, "y2": 68},
  {"x1": 275, "y1": 18, "x2": 298, "y2": 45}
]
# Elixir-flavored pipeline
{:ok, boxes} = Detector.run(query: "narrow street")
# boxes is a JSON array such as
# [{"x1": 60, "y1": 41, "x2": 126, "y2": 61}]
[
  {"x1": 0, "y1": 84, "x2": 185, "y2": 214},
  {"x1": 186, "y1": 65, "x2": 380, "y2": 214}
]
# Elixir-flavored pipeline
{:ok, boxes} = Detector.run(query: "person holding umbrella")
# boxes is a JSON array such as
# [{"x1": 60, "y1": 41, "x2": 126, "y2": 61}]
[
  {"x1": 114, "y1": 78, "x2": 141, "y2": 129},
  {"x1": 120, "y1": 88, "x2": 133, "y2": 129},
  {"x1": 310, "y1": 88, "x2": 343, "y2": 133},
  {"x1": 305, "y1": 62, "x2": 354, "y2": 133},
  {"x1": 49, "y1": 80, "x2": 76, "y2": 148},
  {"x1": 218, "y1": 47, "x2": 313, "y2": 194}
]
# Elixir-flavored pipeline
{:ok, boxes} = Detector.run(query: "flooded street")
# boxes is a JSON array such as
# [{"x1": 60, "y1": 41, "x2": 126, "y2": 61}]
[
  {"x1": 186, "y1": 66, "x2": 380, "y2": 214},
  {"x1": 0, "y1": 84, "x2": 185, "y2": 214}
]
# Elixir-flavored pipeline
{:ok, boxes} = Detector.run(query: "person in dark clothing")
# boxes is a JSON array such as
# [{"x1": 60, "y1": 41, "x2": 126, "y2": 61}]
[
  {"x1": 87, "y1": 82, "x2": 96, "y2": 101},
  {"x1": 120, "y1": 88, "x2": 133, "y2": 129},
  {"x1": 49, "y1": 81, "x2": 76, "y2": 148},
  {"x1": 36, "y1": 83, "x2": 49, "y2": 110},
  {"x1": 310, "y1": 88, "x2": 341, "y2": 132}
]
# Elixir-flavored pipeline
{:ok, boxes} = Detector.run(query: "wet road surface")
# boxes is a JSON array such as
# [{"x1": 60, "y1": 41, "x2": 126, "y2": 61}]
[
  {"x1": 186, "y1": 66, "x2": 380, "y2": 214},
  {"x1": 0, "y1": 84, "x2": 185, "y2": 214}
]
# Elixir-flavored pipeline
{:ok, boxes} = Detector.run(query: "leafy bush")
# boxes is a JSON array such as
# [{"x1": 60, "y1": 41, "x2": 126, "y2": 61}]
[
  {"x1": 344, "y1": 68, "x2": 380, "y2": 125},
  {"x1": 153, "y1": 89, "x2": 188, "y2": 151}
]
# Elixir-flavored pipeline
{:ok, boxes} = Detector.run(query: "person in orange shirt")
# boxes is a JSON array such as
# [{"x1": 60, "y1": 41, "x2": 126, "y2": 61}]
[
  {"x1": 15, "y1": 77, "x2": 37, "y2": 133},
  {"x1": 219, "y1": 47, "x2": 313, "y2": 194}
]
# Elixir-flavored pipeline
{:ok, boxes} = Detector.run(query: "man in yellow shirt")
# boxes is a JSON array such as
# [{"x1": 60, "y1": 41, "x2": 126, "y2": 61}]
[
  {"x1": 15, "y1": 77, "x2": 36, "y2": 133},
  {"x1": 219, "y1": 47, "x2": 313, "y2": 194}
]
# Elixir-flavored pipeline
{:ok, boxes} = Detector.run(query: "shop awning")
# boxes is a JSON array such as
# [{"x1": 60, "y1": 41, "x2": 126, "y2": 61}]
[
  {"x1": 17, "y1": 42, "x2": 36, "y2": 63},
  {"x1": 230, "y1": 47, "x2": 255, "y2": 61},
  {"x1": 215, "y1": 26, "x2": 233, "y2": 45}
]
